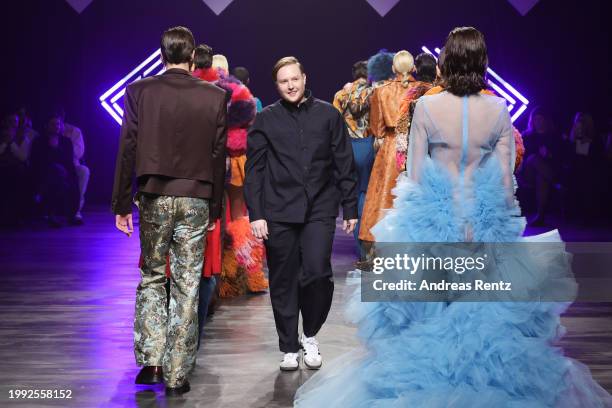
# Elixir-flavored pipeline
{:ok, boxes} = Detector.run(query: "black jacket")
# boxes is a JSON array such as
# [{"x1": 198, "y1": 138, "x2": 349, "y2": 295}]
[
  {"x1": 244, "y1": 91, "x2": 358, "y2": 223},
  {"x1": 111, "y1": 68, "x2": 227, "y2": 218}
]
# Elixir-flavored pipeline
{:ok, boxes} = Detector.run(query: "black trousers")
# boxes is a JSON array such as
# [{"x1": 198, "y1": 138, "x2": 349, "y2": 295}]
[
  {"x1": 265, "y1": 218, "x2": 336, "y2": 352},
  {"x1": 40, "y1": 164, "x2": 79, "y2": 218}
]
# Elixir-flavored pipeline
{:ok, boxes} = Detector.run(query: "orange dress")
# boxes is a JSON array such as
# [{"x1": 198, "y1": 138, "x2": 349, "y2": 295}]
[{"x1": 359, "y1": 75, "x2": 419, "y2": 242}]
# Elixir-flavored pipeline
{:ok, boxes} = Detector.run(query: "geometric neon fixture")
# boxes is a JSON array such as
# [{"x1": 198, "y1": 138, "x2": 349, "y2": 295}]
[
  {"x1": 100, "y1": 45, "x2": 531, "y2": 125},
  {"x1": 99, "y1": 49, "x2": 165, "y2": 125},
  {"x1": 422, "y1": 46, "x2": 529, "y2": 123}
]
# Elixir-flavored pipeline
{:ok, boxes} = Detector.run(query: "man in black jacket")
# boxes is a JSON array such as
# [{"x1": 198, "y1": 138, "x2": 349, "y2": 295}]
[
  {"x1": 112, "y1": 26, "x2": 227, "y2": 395},
  {"x1": 244, "y1": 56, "x2": 358, "y2": 371}
]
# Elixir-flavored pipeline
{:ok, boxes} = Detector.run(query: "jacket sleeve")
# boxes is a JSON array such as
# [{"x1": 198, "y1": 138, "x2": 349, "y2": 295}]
[
  {"x1": 111, "y1": 85, "x2": 138, "y2": 215},
  {"x1": 244, "y1": 113, "x2": 268, "y2": 221},
  {"x1": 210, "y1": 94, "x2": 228, "y2": 221},
  {"x1": 331, "y1": 110, "x2": 358, "y2": 220},
  {"x1": 369, "y1": 88, "x2": 386, "y2": 138},
  {"x1": 71, "y1": 127, "x2": 85, "y2": 162}
]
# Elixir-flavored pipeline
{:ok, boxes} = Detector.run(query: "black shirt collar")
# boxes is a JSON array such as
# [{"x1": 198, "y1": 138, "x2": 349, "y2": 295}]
[{"x1": 280, "y1": 89, "x2": 314, "y2": 111}]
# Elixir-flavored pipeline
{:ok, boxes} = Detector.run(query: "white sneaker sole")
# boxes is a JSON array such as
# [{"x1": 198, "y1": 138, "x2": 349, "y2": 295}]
[
  {"x1": 280, "y1": 364, "x2": 299, "y2": 371},
  {"x1": 280, "y1": 353, "x2": 300, "y2": 371},
  {"x1": 303, "y1": 355, "x2": 322, "y2": 370}
]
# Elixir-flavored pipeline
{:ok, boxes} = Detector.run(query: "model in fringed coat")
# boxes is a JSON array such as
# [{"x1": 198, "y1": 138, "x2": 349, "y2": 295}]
[{"x1": 211, "y1": 70, "x2": 269, "y2": 297}]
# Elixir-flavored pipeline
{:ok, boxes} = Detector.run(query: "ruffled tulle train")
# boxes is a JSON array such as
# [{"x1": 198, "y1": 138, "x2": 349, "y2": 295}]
[{"x1": 295, "y1": 158, "x2": 612, "y2": 407}]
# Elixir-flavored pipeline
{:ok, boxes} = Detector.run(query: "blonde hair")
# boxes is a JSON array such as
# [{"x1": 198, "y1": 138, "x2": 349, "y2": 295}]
[
  {"x1": 212, "y1": 54, "x2": 229, "y2": 73},
  {"x1": 272, "y1": 56, "x2": 304, "y2": 81},
  {"x1": 393, "y1": 50, "x2": 415, "y2": 88}
]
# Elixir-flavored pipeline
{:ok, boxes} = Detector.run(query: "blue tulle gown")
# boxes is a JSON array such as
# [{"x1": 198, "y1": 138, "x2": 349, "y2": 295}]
[{"x1": 294, "y1": 91, "x2": 612, "y2": 407}]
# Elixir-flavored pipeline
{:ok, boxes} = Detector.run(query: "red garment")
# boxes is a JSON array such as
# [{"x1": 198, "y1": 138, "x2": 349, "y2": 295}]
[
  {"x1": 193, "y1": 67, "x2": 220, "y2": 83},
  {"x1": 202, "y1": 218, "x2": 223, "y2": 277},
  {"x1": 137, "y1": 206, "x2": 226, "y2": 278}
]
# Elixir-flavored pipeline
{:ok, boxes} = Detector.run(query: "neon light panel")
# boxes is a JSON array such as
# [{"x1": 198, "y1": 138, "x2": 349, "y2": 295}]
[{"x1": 99, "y1": 49, "x2": 165, "y2": 125}]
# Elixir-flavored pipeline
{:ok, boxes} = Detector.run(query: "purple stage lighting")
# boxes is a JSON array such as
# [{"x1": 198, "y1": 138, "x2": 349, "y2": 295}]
[
  {"x1": 421, "y1": 46, "x2": 529, "y2": 123},
  {"x1": 99, "y1": 49, "x2": 164, "y2": 125}
]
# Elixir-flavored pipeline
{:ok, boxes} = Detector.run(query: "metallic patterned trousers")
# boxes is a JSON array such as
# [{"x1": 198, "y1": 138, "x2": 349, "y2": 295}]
[{"x1": 134, "y1": 193, "x2": 209, "y2": 387}]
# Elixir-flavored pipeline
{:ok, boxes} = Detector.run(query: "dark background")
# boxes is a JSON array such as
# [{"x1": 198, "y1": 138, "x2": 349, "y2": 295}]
[{"x1": 1, "y1": 0, "x2": 609, "y2": 205}]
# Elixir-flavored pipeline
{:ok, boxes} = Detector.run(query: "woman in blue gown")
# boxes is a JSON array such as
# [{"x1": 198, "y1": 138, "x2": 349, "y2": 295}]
[{"x1": 294, "y1": 27, "x2": 612, "y2": 408}]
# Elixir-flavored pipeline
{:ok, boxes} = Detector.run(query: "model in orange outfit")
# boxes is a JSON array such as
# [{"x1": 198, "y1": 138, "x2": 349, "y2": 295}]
[{"x1": 359, "y1": 50, "x2": 419, "y2": 243}]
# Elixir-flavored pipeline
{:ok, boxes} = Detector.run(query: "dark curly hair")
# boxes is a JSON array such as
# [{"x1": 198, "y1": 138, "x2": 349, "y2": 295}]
[
  {"x1": 194, "y1": 44, "x2": 213, "y2": 69},
  {"x1": 414, "y1": 52, "x2": 437, "y2": 83},
  {"x1": 367, "y1": 49, "x2": 394, "y2": 83},
  {"x1": 440, "y1": 27, "x2": 488, "y2": 96},
  {"x1": 352, "y1": 61, "x2": 368, "y2": 81}
]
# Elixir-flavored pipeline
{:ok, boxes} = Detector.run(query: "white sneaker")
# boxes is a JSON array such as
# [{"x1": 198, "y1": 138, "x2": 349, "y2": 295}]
[
  {"x1": 301, "y1": 334, "x2": 322, "y2": 369},
  {"x1": 279, "y1": 352, "x2": 299, "y2": 371}
]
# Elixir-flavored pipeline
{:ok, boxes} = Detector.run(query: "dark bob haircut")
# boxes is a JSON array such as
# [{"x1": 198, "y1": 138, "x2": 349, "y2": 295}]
[
  {"x1": 232, "y1": 66, "x2": 250, "y2": 84},
  {"x1": 414, "y1": 53, "x2": 437, "y2": 83},
  {"x1": 161, "y1": 26, "x2": 195, "y2": 65},
  {"x1": 352, "y1": 61, "x2": 368, "y2": 81},
  {"x1": 440, "y1": 27, "x2": 488, "y2": 96},
  {"x1": 194, "y1": 44, "x2": 213, "y2": 69}
]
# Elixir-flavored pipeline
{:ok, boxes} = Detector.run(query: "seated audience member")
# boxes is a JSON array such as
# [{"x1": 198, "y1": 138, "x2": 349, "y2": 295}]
[
  {"x1": 567, "y1": 112, "x2": 604, "y2": 221},
  {"x1": 0, "y1": 114, "x2": 29, "y2": 226},
  {"x1": 603, "y1": 115, "x2": 612, "y2": 221},
  {"x1": 17, "y1": 108, "x2": 40, "y2": 155},
  {"x1": 520, "y1": 107, "x2": 569, "y2": 226},
  {"x1": 30, "y1": 115, "x2": 81, "y2": 227},
  {"x1": 56, "y1": 107, "x2": 89, "y2": 222},
  {"x1": 604, "y1": 115, "x2": 612, "y2": 162}
]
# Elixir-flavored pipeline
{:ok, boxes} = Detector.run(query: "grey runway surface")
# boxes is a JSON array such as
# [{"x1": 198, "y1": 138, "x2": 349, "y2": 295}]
[{"x1": 0, "y1": 209, "x2": 610, "y2": 407}]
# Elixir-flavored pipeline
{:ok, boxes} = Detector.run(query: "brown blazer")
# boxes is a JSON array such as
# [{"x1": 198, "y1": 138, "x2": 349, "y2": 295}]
[{"x1": 111, "y1": 68, "x2": 227, "y2": 219}]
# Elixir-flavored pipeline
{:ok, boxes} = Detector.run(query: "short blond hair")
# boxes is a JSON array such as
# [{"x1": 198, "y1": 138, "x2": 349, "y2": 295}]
[
  {"x1": 272, "y1": 56, "x2": 305, "y2": 81},
  {"x1": 212, "y1": 54, "x2": 229, "y2": 73},
  {"x1": 393, "y1": 50, "x2": 415, "y2": 87}
]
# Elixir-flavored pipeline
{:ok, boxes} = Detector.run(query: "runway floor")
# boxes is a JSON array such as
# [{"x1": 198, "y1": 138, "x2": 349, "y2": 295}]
[{"x1": 0, "y1": 208, "x2": 611, "y2": 407}]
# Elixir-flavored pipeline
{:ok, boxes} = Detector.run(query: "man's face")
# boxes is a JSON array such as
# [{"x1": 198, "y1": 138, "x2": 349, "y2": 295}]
[
  {"x1": 276, "y1": 64, "x2": 306, "y2": 104},
  {"x1": 47, "y1": 117, "x2": 64, "y2": 136}
]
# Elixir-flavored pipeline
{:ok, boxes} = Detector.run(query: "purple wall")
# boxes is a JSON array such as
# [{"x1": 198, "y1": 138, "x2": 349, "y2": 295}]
[{"x1": 1, "y1": 0, "x2": 609, "y2": 204}]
